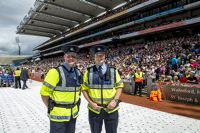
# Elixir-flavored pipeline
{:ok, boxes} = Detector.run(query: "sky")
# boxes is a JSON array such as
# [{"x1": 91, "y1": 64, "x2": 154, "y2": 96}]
[{"x1": 0, "y1": 0, "x2": 49, "y2": 55}]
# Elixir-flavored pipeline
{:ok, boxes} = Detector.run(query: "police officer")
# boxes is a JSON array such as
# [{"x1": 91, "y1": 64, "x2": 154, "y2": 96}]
[
  {"x1": 14, "y1": 67, "x2": 21, "y2": 89},
  {"x1": 81, "y1": 45, "x2": 124, "y2": 133},
  {"x1": 40, "y1": 45, "x2": 82, "y2": 133}
]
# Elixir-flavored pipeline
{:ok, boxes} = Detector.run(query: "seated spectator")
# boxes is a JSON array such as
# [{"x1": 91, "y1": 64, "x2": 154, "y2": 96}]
[
  {"x1": 180, "y1": 74, "x2": 188, "y2": 83},
  {"x1": 195, "y1": 66, "x2": 200, "y2": 77},
  {"x1": 160, "y1": 74, "x2": 165, "y2": 82},
  {"x1": 190, "y1": 59, "x2": 198, "y2": 69},
  {"x1": 173, "y1": 76, "x2": 180, "y2": 84},
  {"x1": 187, "y1": 72, "x2": 198, "y2": 84},
  {"x1": 165, "y1": 75, "x2": 173, "y2": 83}
]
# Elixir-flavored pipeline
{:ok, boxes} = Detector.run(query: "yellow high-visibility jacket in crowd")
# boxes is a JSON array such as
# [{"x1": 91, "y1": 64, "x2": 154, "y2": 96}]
[
  {"x1": 40, "y1": 65, "x2": 82, "y2": 122},
  {"x1": 135, "y1": 72, "x2": 143, "y2": 83},
  {"x1": 14, "y1": 70, "x2": 21, "y2": 77},
  {"x1": 81, "y1": 66, "x2": 124, "y2": 114}
]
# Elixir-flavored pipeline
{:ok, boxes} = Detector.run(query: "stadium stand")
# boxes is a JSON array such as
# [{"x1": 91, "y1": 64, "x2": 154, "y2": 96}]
[{"x1": 17, "y1": 0, "x2": 200, "y2": 87}]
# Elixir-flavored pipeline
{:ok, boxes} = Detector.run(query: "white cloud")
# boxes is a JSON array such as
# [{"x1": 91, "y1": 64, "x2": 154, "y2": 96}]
[{"x1": 0, "y1": 0, "x2": 49, "y2": 55}]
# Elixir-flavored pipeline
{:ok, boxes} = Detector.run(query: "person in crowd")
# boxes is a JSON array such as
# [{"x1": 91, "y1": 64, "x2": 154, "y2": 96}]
[
  {"x1": 171, "y1": 55, "x2": 178, "y2": 71},
  {"x1": 155, "y1": 66, "x2": 161, "y2": 81},
  {"x1": 173, "y1": 76, "x2": 180, "y2": 84},
  {"x1": 179, "y1": 73, "x2": 188, "y2": 83},
  {"x1": 195, "y1": 66, "x2": 200, "y2": 77},
  {"x1": 20, "y1": 67, "x2": 29, "y2": 89},
  {"x1": 14, "y1": 67, "x2": 21, "y2": 89},
  {"x1": 187, "y1": 71, "x2": 198, "y2": 84}
]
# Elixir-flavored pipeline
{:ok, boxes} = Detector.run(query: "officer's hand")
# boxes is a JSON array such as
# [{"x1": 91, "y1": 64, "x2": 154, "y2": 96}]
[
  {"x1": 107, "y1": 100, "x2": 117, "y2": 110},
  {"x1": 90, "y1": 102, "x2": 103, "y2": 111}
]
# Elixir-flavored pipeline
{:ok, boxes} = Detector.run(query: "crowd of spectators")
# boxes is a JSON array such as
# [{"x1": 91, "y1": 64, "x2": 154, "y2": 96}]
[
  {"x1": 25, "y1": 34, "x2": 200, "y2": 85},
  {"x1": 0, "y1": 66, "x2": 13, "y2": 75},
  {"x1": 0, "y1": 66, "x2": 14, "y2": 87}
]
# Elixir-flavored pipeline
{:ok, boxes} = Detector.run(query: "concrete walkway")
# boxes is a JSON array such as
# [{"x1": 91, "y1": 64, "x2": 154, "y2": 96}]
[{"x1": 0, "y1": 80, "x2": 200, "y2": 133}]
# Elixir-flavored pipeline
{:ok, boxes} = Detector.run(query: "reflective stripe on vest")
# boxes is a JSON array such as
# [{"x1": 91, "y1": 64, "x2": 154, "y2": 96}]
[
  {"x1": 43, "y1": 81, "x2": 80, "y2": 92},
  {"x1": 88, "y1": 67, "x2": 115, "y2": 89},
  {"x1": 55, "y1": 86, "x2": 80, "y2": 92},
  {"x1": 58, "y1": 66, "x2": 67, "y2": 87},
  {"x1": 50, "y1": 115, "x2": 70, "y2": 121},
  {"x1": 55, "y1": 101, "x2": 77, "y2": 105},
  {"x1": 43, "y1": 81, "x2": 55, "y2": 90},
  {"x1": 115, "y1": 79, "x2": 123, "y2": 87}
]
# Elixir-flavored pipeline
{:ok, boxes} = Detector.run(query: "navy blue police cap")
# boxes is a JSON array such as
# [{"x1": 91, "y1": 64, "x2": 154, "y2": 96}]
[
  {"x1": 90, "y1": 45, "x2": 107, "y2": 55},
  {"x1": 62, "y1": 45, "x2": 79, "y2": 54}
]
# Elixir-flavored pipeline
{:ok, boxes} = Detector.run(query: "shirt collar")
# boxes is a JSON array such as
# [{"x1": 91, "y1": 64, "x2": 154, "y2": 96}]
[
  {"x1": 63, "y1": 63, "x2": 73, "y2": 72},
  {"x1": 96, "y1": 63, "x2": 106, "y2": 69}
]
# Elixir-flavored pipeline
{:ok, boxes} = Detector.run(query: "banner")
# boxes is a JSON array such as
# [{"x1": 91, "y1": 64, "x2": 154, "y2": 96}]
[{"x1": 161, "y1": 84, "x2": 200, "y2": 105}]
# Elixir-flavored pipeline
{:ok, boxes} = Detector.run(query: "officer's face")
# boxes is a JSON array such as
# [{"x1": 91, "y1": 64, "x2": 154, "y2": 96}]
[
  {"x1": 64, "y1": 53, "x2": 77, "y2": 67},
  {"x1": 95, "y1": 53, "x2": 105, "y2": 66}
]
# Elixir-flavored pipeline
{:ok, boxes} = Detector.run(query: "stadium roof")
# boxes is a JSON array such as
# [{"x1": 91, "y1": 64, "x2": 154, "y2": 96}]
[
  {"x1": 0, "y1": 55, "x2": 31, "y2": 65},
  {"x1": 17, "y1": 0, "x2": 127, "y2": 38}
]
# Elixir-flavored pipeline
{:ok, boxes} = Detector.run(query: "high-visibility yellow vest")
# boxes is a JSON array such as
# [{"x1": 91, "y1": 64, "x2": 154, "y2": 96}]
[
  {"x1": 14, "y1": 70, "x2": 21, "y2": 77},
  {"x1": 40, "y1": 66, "x2": 81, "y2": 122},
  {"x1": 135, "y1": 72, "x2": 143, "y2": 83},
  {"x1": 81, "y1": 65, "x2": 124, "y2": 114}
]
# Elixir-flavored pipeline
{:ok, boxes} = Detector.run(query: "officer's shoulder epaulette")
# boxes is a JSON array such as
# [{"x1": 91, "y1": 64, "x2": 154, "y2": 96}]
[{"x1": 54, "y1": 65, "x2": 66, "y2": 73}]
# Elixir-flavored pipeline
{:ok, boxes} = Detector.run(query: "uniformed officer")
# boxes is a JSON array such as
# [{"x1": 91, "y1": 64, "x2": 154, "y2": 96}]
[
  {"x1": 81, "y1": 45, "x2": 124, "y2": 133},
  {"x1": 14, "y1": 67, "x2": 21, "y2": 89},
  {"x1": 40, "y1": 45, "x2": 82, "y2": 133}
]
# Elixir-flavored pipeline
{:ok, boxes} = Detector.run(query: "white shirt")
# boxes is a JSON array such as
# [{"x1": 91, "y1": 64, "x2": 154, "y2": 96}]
[{"x1": 97, "y1": 63, "x2": 107, "y2": 75}]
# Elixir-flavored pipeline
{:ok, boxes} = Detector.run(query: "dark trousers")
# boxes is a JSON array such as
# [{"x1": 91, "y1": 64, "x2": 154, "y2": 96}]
[
  {"x1": 89, "y1": 110, "x2": 118, "y2": 133},
  {"x1": 22, "y1": 80, "x2": 28, "y2": 89},
  {"x1": 50, "y1": 118, "x2": 76, "y2": 133},
  {"x1": 134, "y1": 82, "x2": 142, "y2": 96},
  {"x1": 172, "y1": 64, "x2": 178, "y2": 71},
  {"x1": 14, "y1": 76, "x2": 21, "y2": 88}
]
